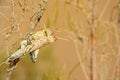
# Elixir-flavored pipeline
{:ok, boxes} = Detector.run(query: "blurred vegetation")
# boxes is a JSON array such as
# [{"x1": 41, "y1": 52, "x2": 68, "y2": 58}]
[{"x1": 0, "y1": 0, "x2": 120, "y2": 80}]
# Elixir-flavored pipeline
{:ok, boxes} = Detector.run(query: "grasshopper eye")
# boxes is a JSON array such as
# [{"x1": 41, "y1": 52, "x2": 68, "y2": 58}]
[{"x1": 44, "y1": 30, "x2": 48, "y2": 37}]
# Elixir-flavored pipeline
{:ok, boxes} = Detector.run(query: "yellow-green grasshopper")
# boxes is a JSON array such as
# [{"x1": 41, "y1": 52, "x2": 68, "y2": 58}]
[{"x1": 27, "y1": 29, "x2": 57, "y2": 62}]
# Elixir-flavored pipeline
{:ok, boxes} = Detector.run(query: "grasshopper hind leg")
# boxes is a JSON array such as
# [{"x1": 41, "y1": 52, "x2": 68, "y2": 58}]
[{"x1": 29, "y1": 49, "x2": 39, "y2": 63}]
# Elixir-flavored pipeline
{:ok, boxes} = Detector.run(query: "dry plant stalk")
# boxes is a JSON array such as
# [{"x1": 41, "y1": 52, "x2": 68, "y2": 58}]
[
  {"x1": 28, "y1": 0, "x2": 47, "y2": 33},
  {"x1": 89, "y1": 0, "x2": 98, "y2": 80},
  {"x1": 118, "y1": 0, "x2": 120, "y2": 29},
  {"x1": 114, "y1": 0, "x2": 120, "y2": 79}
]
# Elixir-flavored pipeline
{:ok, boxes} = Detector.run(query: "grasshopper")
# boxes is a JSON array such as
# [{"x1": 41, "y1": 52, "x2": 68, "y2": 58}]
[
  {"x1": 7, "y1": 29, "x2": 56, "y2": 66},
  {"x1": 27, "y1": 29, "x2": 56, "y2": 62}
]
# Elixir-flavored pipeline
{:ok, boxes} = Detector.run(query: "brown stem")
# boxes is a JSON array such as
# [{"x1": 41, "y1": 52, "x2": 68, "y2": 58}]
[
  {"x1": 118, "y1": 0, "x2": 120, "y2": 28},
  {"x1": 27, "y1": 0, "x2": 47, "y2": 35},
  {"x1": 90, "y1": 0, "x2": 98, "y2": 80},
  {"x1": 115, "y1": 0, "x2": 120, "y2": 79}
]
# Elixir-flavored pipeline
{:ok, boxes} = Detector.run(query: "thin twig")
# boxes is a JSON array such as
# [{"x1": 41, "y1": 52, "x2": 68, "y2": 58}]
[
  {"x1": 0, "y1": 61, "x2": 6, "y2": 67},
  {"x1": 0, "y1": 11, "x2": 9, "y2": 21},
  {"x1": 28, "y1": 0, "x2": 47, "y2": 35},
  {"x1": 98, "y1": 0, "x2": 112, "y2": 21},
  {"x1": 67, "y1": 62, "x2": 80, "y2": 80},
  {"x1": 4, "y1": 0, "x2": 15, "y2": 59},
  {"x1": 111, "y1": 1, "x2": 120, "y2": 79},
  {"x1": 111, "y1": 45, "x2": 120, "y2": 80},
  {"x1": 4, "y1": 0, "x2": 15, "y2": 57},
  {"x1": 90, "y1": 0, "x2": 98, "y2": 80},
  {"x1": 65, "y1": 1, "x2": 91, "y2": 25},
  {"x1": 5, "y1": 71, "x2": 12, "y2": 80},
  {"x1": 118, "y1": 0, "x2": 120, "y2": 28},
  {"x1": 73, "y1": 40, "x2": 89, "y2": 80},
  {"x1": 11, "y1": 0, "x2": 15, "y2": 31}
]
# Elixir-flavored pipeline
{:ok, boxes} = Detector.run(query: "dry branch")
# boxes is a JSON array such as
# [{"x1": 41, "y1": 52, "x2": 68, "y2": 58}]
[
  {"x1": 90, "y1": 0, "x2": 98, "y2": 80},
  {"x1": 28, "y1": 0, "x2": 47, "y2": 34},
  {"x1": 73, "y1": 40, "x2": 89, "y2": 80}
]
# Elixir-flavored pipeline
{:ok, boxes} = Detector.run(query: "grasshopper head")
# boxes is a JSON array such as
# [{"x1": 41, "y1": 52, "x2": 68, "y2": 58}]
[{"x1": 43, "y1": 29, "x2": 57, "y2": 43}]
